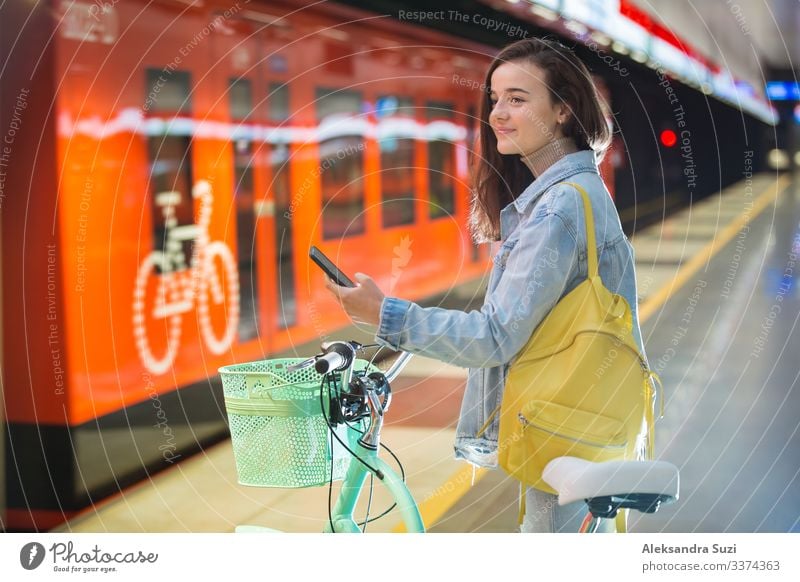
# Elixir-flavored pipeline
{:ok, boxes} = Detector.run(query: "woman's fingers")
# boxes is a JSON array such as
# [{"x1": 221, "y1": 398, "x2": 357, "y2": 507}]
[
  {"x1": 323, "y1": 272, "x2": 383, "y2": 325},
  {"x1": 323, "y1": 275, "x2": 341, "y2": 295}
]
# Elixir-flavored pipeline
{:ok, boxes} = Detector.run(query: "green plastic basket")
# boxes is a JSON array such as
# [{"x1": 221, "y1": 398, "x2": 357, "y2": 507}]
[{"x1": 218, "y1": 357, "x2": 370, "y2": 488}]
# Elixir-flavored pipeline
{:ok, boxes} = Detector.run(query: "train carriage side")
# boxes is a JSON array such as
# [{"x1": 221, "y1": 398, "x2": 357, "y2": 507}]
[{"x1": 3, "y1": 0, "x2": 492, "y2": 530}]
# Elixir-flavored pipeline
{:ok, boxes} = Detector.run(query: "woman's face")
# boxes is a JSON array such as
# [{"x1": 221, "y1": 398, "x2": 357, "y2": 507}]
[{"x1": 488, "y1": 60, "x2": 567, "y2": 157}]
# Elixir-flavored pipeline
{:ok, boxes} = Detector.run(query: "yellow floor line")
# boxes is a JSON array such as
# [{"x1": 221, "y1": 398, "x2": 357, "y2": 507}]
[
  {"x1": 409, "y1": 174, "x2": 791, "y2": 532},
  {"x1": 639, "y1": 174, "x2": 790, "y2": 323},
  {"x1": 393, "y1": 464, "x2": 489, "y2": 532}
]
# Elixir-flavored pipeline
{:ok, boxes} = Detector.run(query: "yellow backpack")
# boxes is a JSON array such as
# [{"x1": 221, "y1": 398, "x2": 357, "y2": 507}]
[{"x1": 479, "y1": 182, "x2": 662, "y2": 529}]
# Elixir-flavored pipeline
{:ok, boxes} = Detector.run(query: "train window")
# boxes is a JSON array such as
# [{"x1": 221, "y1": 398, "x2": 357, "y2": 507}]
[
  {"x1": 316, "y1": 88, "x2": 365, "y2": 239},
  {"x1": 144, "y1": 68, "x2": 194, "y2": 264},
  {"x1": 268, "y1": 82, "x2": 290, "y2": 122},
  {"x1": 145, "y1": 69, "x2": 192, "y2": 114},
  {"x1": 229, "y1": 78, "x2": 253, "y2": 120},
  {"x1": 316, "y1": 87, "x2": 361, "y2": 119},
  {"x1": 269, "y1": 83, "x2": 296, "y2": 329},
  {"x1": 427, "y1": 101, "x2": 455, "y2": 120},
  {"x1": 377, "y1": 95, "x2": 415, "y2": 228},
  {"x1": 426, "y1": 101, "x2": 455, "y2": 219},
  {"x1": 230, "y1": 78, "x2": 259, "y2": 341}
]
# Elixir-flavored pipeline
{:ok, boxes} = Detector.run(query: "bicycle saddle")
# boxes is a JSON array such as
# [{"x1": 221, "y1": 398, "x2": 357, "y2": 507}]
[{"x1": 542, "y1": 456, "x2": 679, "y2": 518}]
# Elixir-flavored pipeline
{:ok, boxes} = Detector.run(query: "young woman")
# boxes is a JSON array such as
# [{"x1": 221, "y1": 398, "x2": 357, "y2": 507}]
[{"x1": 324, "y1": 38, "x2": 646, "y2": 533}]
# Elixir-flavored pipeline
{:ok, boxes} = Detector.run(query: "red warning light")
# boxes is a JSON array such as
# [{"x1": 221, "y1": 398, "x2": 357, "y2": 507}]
[{"x1": 660, "y1": 129, "x2": 677, "y2": 147}]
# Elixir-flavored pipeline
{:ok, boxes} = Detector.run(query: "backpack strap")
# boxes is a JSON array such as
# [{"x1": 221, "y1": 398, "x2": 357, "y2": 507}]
[
  {"x1": 476, "y1": 182, "x2": 597, "y2": 441},
  {"x1": 564, "y1": 182, "x2": 664, "y2": 462},
  {"x1": 475, "y1": 403, "x2": 500, "y2": 439},
  {"x1": 616, "y1": 509, "x2": 627, "y2": 533},
  {"x1": 562, "y1": 181, "x2": 598, "y2": 280},
  {"x1": 643, "y1": 370, "x2": 664, "y2": 460},
  {"x1": 481, "y1": 181, "x2": 638, "y2": 533}
]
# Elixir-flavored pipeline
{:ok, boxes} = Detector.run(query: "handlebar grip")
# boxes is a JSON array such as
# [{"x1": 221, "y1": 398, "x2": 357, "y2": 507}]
[{"x1": 315, "y1": 351, "x2": 346, "y2": 374}]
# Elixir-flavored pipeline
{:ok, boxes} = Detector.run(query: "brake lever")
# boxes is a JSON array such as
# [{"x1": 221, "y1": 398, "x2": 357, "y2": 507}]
[{"x1": 286, "y1": 357, "x2": 317, "y2": 372}]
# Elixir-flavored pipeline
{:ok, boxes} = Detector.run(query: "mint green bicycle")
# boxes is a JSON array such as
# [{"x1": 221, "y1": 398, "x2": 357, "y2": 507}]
[
  {"x1": 219, "y1": 339, "x2": 679, "y2": 534},
  {"x1": 219, "y1": 340, "x2": 423, "y2": 533}
]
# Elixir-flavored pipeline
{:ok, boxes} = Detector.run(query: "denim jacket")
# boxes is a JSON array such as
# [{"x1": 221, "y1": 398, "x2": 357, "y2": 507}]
[{"x1": 375, "y1": 150, "x2": 648, "y2": 468}]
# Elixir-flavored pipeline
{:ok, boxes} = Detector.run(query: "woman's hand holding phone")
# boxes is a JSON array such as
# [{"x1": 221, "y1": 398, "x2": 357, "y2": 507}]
[
  {"x1": 323, "y1": 272, "x2": 384, "y2": 326},
  {"x1": 310, "y1": 246, "x2": 384, "y2": 326}
]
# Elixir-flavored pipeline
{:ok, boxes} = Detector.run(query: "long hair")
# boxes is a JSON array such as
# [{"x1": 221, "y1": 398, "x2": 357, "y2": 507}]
[{"x1": 470, "y1": 38, "x2": 611, "y2": 242}]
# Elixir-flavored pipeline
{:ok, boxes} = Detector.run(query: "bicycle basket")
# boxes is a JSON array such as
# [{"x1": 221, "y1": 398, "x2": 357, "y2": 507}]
[{"x1": 218, "y1": 358, "x2": 371, "y2": 488}]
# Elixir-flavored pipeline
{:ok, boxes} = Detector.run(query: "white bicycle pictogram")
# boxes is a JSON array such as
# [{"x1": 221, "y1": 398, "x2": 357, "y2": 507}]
[{"x1": 133, "y1": 180, "x2": 240, "y2": 375}]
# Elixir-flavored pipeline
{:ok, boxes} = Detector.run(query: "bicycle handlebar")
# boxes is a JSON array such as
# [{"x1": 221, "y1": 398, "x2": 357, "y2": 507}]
[
  {"x1": 383, "y1": 351, "x2": 413, "y2": 383},
  {"x1": 315, "y1": 351, "x2": 346, "y2": 374},
  {"x1": 307, "y1": 342, "x2": 417, "y2": 486},
  {"x1": 288, "y1": 340, "x2": 414, "y2": 380}
]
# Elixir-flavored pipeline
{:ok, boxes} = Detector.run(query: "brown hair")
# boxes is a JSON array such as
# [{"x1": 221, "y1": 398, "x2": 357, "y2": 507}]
[{"x1": 470, "y1": 38, "x2": 611, "y2": 241}]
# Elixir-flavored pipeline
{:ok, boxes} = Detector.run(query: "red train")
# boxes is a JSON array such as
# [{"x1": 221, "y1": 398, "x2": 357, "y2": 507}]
[
  {"x1": 2, "y1": 0, "x2": 622, "y2": 531},
  {"x1": 1, "y1": 0, "x2": 500, "y2": 531}
]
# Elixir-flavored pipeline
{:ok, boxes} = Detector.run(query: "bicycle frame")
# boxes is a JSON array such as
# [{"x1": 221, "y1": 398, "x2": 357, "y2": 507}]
[
  {"x1": 229, "y1": 345, "x2": 677, "y2": 534},
  {"x1": 324, "y1": 436, "x2": 424, "y2": 533},
  {"x1": 321, "y1": 348, "x2": 424, "y2": 533}
]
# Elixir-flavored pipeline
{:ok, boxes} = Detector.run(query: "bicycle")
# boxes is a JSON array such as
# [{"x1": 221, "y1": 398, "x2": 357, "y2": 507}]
[
  {"x1": 133, "y1": 179, "x2": 239, "y2": 375},
  {"x1": 219, "y1": 340, "x2": 423, "y2": 533},
  {"x1": 219, "y1": 339, "x2": 679, "y2": 533}
]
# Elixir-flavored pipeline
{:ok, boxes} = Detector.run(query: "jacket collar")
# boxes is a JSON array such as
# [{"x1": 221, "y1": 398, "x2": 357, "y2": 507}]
[{"x1": 510, "y1": 149, "x2": 599, "y2": 214}]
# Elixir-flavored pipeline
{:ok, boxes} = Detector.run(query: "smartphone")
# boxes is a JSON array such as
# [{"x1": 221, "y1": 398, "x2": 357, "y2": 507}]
[{"x1": 309, "y1": 246, "x2": 356, "y2": 288}]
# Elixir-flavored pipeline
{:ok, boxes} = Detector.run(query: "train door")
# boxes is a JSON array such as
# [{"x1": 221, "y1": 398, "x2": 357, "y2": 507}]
[
  {"x1": 212, "y1": 15, "x2": 296, "y2": 356},
  {"x1": 211, "y1": 15, "x2": 271, "y2": 355},
  {"x1": 267, "y1": 91, "x2": 298, "y2": 336},
  {"x1": 260, "y1": 24, "x2": 298, "y2": 344},
  {"x1": 212, "y1": 15, "x2": 303, "y2": 356}
]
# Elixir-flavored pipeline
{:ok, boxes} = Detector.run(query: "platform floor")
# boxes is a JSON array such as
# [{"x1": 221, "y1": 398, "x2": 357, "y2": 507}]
[
  {"x1": 58, "y1": 172, "x2": 800, "y2": 533},
  {"x1": 432, "y1": 172, "x2": 800, "y2": 533}
]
